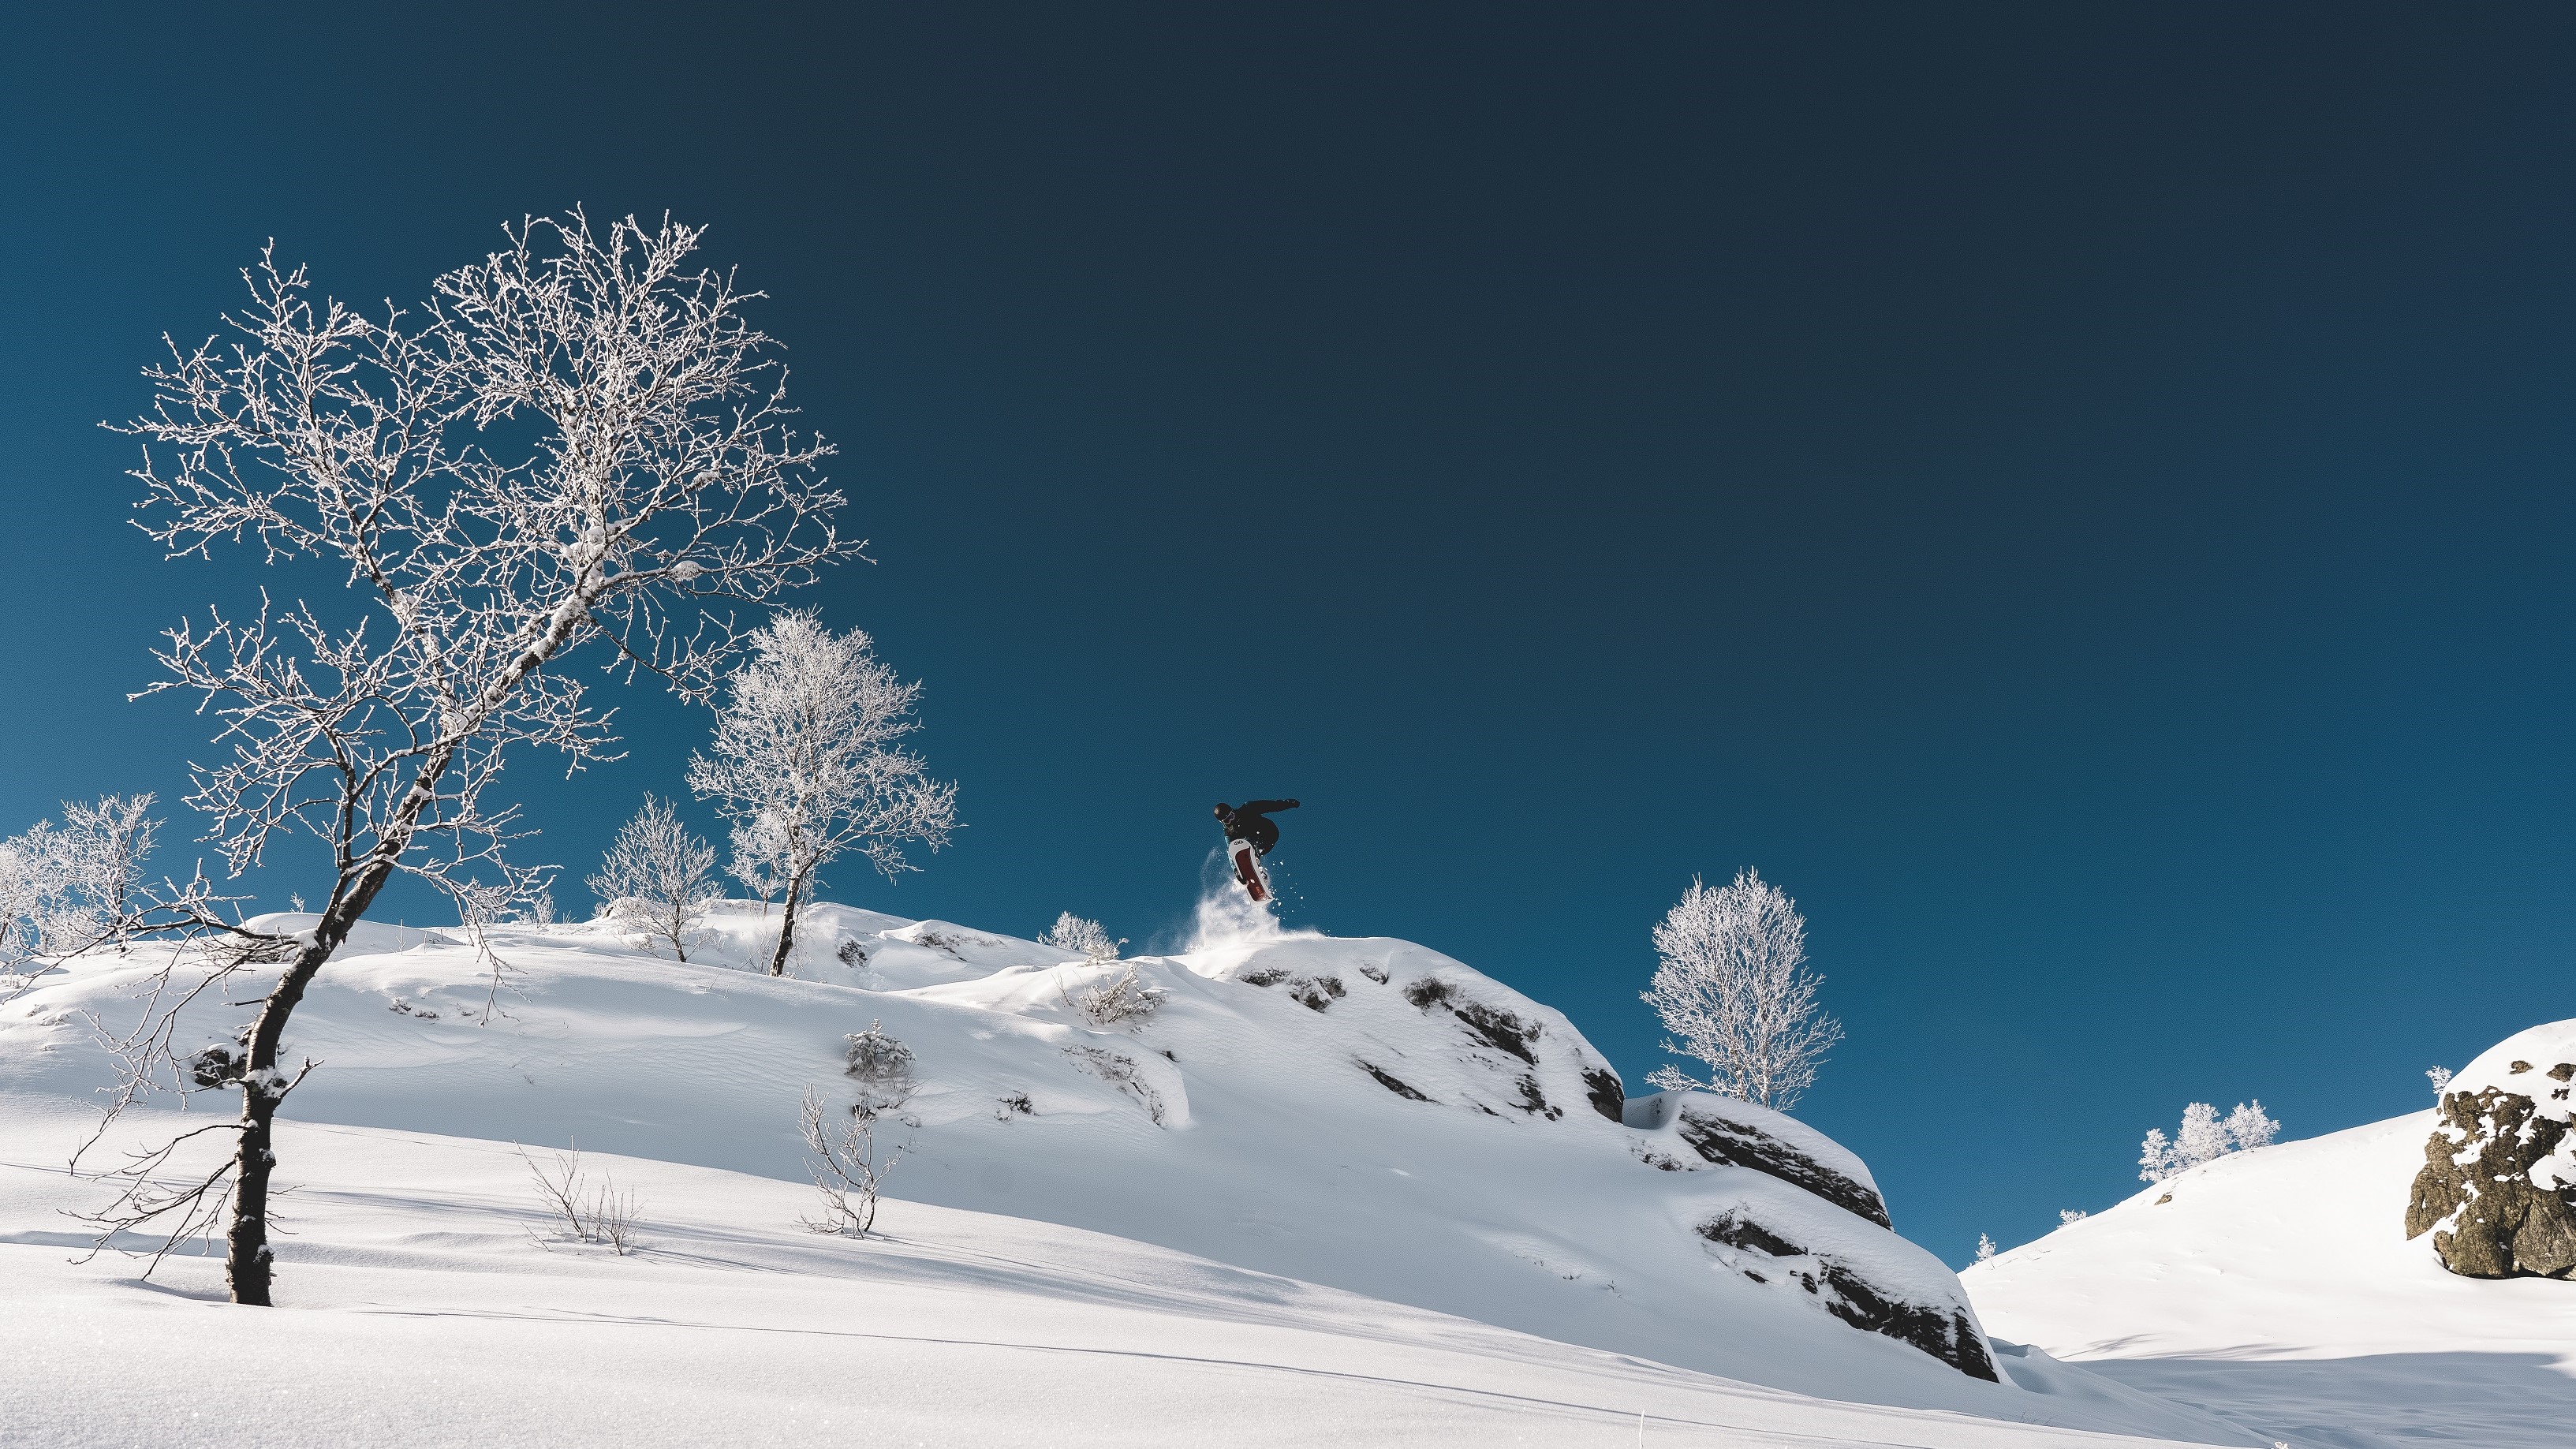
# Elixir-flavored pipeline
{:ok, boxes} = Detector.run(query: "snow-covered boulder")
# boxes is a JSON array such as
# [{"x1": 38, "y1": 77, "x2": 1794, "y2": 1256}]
[
  {"x1": 1626, "y1": 1089, "x2": 1993, "y2": 1379},
  {"x1": 2406, "y1": 1019, "x2": 2576, "y2": 1279}
]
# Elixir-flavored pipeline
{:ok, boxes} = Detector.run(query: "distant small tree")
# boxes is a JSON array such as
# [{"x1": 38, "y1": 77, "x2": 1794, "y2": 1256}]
[
  {"x1": 1041, "y1": 912, "x2": 1122, "y2": 965},
  {"x1": 2140, "y1": 1099, "x2": 2279, "y2": 1182},
  {"x1": 0, "y1": 821, "x2": 68, "y2": 965},
  {"x1": 54, "y1": 794, "x2": 162, "y2": 950},
  {"x1": 2223, "y1": 1100, "x2": 2279, "y2": 1150},
  {"x1": 1973, "y1": 1234, "x2": 1998, "y2": 1263},
  {"x1": 0, "y1": 796, "x2": 163, "y2": 962},
  {"x1": 1640, "y1": 868, "x2": 1842, "y2": 1110},
  {"x1": 2426, "y1": 1066, "x2": 2455, "y2": 1098},
  {"x1": 586, "y1": 795, "x2": 720, "y2": 962},
  {"x1": 842, "y1": 1019, "x2": 919, "y2": 1122},
  {"x1": 2059, "y1": 1208, "x2": 2088, "y2": 1225},
  {"x1": 689, "y1": 613, "x2": 957, "y2": 976},
  {"x1": 798, "y1": 1085, "x2": 904, "y2": 1238}
]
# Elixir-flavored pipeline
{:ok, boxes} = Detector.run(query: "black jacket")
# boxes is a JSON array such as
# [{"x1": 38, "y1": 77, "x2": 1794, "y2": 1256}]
[{"x1": 1215, "y1": 799, "x2": 1299, "y2": 856}]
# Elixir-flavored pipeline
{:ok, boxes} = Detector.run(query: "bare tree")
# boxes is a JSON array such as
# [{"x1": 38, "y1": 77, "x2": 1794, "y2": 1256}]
[
  {"x1": 1068, "y1": 965, "x2": 1164, "y2": 1028},
  {"x1": 1640, "y1": 868, "x2": 1842, "y2": 1110},
  {"x1": 519, "y1": 1142, "x2": 643, "y2": 1255},
  {"x1": 95, "y1": 209, "x2": 855, "y2": 1305},
  {"x1": 798, "y1": 1085, "x2": 905, "y2": 1237},
  {"x1": 586, "y1": 794, "x2": 719, "y2": 962},
  {"x1": 688, "y1": 613, "x2": 956, "y2": 976}
]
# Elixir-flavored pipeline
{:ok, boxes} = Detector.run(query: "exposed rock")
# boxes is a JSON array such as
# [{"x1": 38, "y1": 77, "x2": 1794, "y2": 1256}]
[
  {"x1": 1286, "y1": 975, "x2": 1346, "y2": 1011},
  {"x1": 2406, "y1": 1020, "x2": 2576, "y2": 1280},
  {"x1": 2408, "y1": 1084, "x2": 2576, "y2": 1279},
  {"x1": 1677, "y1": 1102, "x2": 1892, "y2": 1229},
  {"x1": 1450, "y1": 1000, "x2": 1539, "y2": 1064},
  {"x1": 1510, "y1": 1074, "x2": 1562, "y2": 1119},
  {"x1": 1696, "y1": 1210, "x2": 1999, "y2": 1381},
  {"x1": 1581, "y1": 1064, "x2": 1624, "y2": 1123},
  {"x1": 1361, "y1": 1062, "x2": 1433, "y2": 1101}
]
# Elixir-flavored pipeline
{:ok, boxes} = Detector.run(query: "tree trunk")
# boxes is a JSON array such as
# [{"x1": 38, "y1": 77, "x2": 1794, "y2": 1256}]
[
  {"x1": 767, "y1": 868, "x2": 808, "y2": 977},
  {"x1": 222, "y1": 765, "x2": 435, "y2": 1304}
]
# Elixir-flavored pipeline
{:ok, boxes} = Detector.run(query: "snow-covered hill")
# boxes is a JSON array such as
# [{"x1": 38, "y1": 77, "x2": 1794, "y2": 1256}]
[
  {"x1": 1965, "y1": 1096, "x2": 2576, "y2": 1449},
  {"x1": 1, "y1": 896, "x2": 2263, "y2": 1446}
]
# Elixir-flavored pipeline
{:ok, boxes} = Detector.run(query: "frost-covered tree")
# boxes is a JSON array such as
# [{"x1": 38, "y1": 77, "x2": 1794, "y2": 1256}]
[
  {"x1": 2140, "y1": 1099, "x2": 2281, "y2": 1182},
  {"x1": 52, "y1": 794, "x2": 162, "y2": 950},
  {"x1": 586, "y1": 795, "x2": 720, "y2": 962},
  {"x1": 0, "y1": 796, "x2": 163, "y2": 962},
  {"x1": 689, "y1": 613, "x2": 956, "y2": 977},
  {"x1": 2223, "y1": 1100, "x2": 2279, "y2": 1151},
  {"x1": 91, "y1": 211, "x2": 855, "y2": 1305},
  {"x1": 842, "y1": 1019, "x2": 919, "y2": 1123},
  {"x1": 1041, "y1": 912, "x2": 1122, "y2": 965},
  {"x1": 2173, "y1": 1100, "x2": 2230, "y2": 1165},
  {"x1": 1639, "y1": 868, "x2": 1842, "y2": 1109},
  {"x1": 1973, "y1": 1234, "x2": 1998, "y2": 1263},
  {"x1": 2059, "y1": 1208, "x2": 2088, "y2": 1225},
  {"x1": 0, "y1": 821, "x2": 68, "y2": 965},
  {"x1": 2427, "y1": 1066, "x2": 2455, "y2": 1098}
]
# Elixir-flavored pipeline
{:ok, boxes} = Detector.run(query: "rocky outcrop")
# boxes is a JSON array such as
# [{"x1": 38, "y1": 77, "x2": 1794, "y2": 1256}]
[
  {"x1": 1675, "y1": 1100, "x2": 1893, "y2": 1229},
  {"x1": 2406, "y1": 1024, "x2": 2576, "y2": 1279},
  {"x1": 1697, "y1": 1209, "x2": 1999, "y2": 1381},
  {"x1": 1617, "y1": 1090, "x2": 1986, "y2": 1378},
  {"x1": 1580, "y1": 1064, "x2": 1624, "y2": 1123}
]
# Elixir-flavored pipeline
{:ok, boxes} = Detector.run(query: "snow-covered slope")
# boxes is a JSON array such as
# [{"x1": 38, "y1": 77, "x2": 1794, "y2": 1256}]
[
  {"x1": 0, "y1": 897, "x2": 2259, "y2": 1446},
  {"x1": 1965, "y1": 1107, "x2": 2576, "y2": 1449},
  {"x1": 0, "y1": 1100, "x2": 2236, "y2": 1449}
]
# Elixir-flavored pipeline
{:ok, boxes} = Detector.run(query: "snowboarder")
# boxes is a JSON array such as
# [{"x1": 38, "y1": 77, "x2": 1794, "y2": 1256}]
[{"x1": 1214, "y1": 799, "x2": 1299, "y2": 903}]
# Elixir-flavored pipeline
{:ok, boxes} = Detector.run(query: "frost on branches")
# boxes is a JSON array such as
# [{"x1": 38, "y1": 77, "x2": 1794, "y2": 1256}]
[
  {"x1": 1041, "y1": 912, "x2": 1122, "y2": 965},
  {"x1": 94, "y1": 210, "x2": 857, "y2": 1306},
  {"x1": 1640, "y1": 868, "x2": 1842, "y2": 1111},
  {"x1": 688, "y1": 612, "x2": 956, "y2": 977},
  {"x1": 1, "y1": 794, "x2": 163, "y2": 969},
  {"x1": 2139, "y1": 1100, "x2": 2279, "y2": 1182},
  {"x1": 587, "y1": 794, "x2": 721, "y2": 962}
]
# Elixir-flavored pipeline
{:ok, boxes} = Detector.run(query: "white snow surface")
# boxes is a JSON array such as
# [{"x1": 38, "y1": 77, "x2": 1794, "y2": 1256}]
[
  {"x1": 1965, "y1": 1104, "x2": 2576, "y2": 1449},
  {"x1": 2451, "y1": 1018, "x2": 2576, "y2": 1099},
  {"x1": 0, "y1": 898, "x2": 2265, "y2": 1447}
]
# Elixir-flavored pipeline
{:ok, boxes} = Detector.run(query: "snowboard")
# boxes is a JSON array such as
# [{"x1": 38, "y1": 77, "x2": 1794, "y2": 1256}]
[{"x1": 1227, "y1": 836, "x2": 1271, "y2": 903}]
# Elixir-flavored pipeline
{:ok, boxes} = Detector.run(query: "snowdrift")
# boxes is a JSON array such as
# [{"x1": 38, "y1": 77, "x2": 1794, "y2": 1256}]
[
  {"x1": 1, "y1": 899, "x2": 2258, "y2": 1444},
  {"x1": 1966, "y1": 1081, "x2": 2576, "y2": 1449}
]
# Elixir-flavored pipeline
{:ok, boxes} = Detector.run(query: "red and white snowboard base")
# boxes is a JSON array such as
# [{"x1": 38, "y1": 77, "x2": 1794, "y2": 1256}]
[{"x1": 1227, "y1": 838, "x2": 1271, "y2": 903}]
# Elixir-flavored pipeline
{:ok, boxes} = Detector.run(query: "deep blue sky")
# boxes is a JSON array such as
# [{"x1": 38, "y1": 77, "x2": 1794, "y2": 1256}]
[{"x1": 4, "y1": 4, "x2": 2571, "y2": 1265}]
